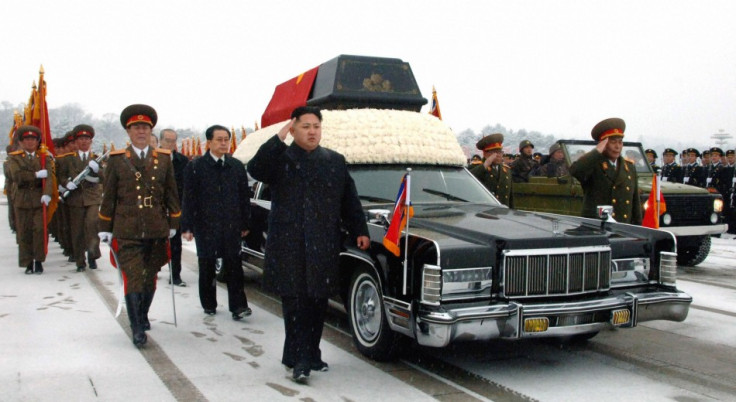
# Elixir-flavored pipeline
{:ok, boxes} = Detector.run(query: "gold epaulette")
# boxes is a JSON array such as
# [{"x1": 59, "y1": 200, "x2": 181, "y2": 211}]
[
  {"x1": 624, "y1": 157, "x2": 635, "y2": 164},
  {"x1": 155, "y1": 148, "x2": 171, "y2": 155},
  {"x1": 109, "y1": 149, "x2": 126, "y2": 156},
  {"x1": 9, "y1": 150, "x2": 23, "y2": 155}
]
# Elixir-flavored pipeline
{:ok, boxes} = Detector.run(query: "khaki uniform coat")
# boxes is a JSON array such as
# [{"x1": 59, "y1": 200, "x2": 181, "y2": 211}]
[{"x1": 469, "y1": 162, "x2": 513, "y2": 207}]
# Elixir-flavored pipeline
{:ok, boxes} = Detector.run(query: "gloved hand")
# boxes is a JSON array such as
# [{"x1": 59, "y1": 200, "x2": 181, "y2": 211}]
[
  {"x1": 88, "y1": 160, "x2": 99, "y2": 173},
  {"x1": 98, "y1": 232, "x2": 113, "y2": 243},
  {"x1": 40, "y1": 195, "x2": 51, "y2": 206},
  {"x1": 35, "y1": 169, "x2": 48, "y2": 179},
  {"x1": 58, "y1": 185, "x2": 66, "y2": 193},
  {"x1": 65, "y1": 182, "x2": 78, "y2": 191},
  {"x1": 169, "y1": 229, "x2": 177, "y2": 239}
]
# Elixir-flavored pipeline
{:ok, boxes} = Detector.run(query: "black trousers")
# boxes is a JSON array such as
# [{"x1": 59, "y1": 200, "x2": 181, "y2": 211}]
[
  {"x1": 198, "y1": 256, "x2": 247, "y2": 312},
  {"x1": 170, "y1": 228, "x2": 182, "y2": 279},
  {"x1": 281, "y1": 296, "x2": 328, "y2": 369}
]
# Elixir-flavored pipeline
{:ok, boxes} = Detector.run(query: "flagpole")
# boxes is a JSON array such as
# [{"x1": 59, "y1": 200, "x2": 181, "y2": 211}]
[{"x1": 402, "y1": 168, "x2": 411, "y2": 295}]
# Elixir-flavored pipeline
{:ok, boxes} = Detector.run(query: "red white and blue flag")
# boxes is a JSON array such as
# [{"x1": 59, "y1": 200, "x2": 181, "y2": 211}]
[{"x1": 383, "y1": 173, "x2": 413, "y2": 256}]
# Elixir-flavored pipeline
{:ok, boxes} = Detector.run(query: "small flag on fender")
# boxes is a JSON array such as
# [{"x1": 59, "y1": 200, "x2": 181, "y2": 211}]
[
  {"x1": 383, "y1": 173, "x2": 414, "y2": 256},
  {"x1": 642, "y1": 175, "x2": 667, "y2": 228}
]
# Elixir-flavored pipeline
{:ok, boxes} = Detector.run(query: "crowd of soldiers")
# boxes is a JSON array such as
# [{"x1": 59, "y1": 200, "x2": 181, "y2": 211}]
[{"x1": 467, "y1": 125, "x2": 736, "y2": 234}]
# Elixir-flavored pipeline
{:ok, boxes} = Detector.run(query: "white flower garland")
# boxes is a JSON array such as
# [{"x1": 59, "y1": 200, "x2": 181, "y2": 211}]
[{"x1": 232, "y1": 109, "x2": 467, "y2": 166}]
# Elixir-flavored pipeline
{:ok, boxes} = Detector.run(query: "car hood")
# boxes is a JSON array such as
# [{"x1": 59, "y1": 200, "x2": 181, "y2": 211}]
[{"x1": 403, "y1": 203, "x2": 621, "y2": 249}]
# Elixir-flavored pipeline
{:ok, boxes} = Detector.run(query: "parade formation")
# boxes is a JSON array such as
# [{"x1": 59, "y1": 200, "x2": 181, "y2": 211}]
[{"x1": 1, "y1": 59, "x2": 732, "y2": 388}]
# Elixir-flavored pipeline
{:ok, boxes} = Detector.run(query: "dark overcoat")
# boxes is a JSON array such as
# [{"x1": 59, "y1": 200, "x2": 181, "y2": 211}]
[
  {"x1": 569, "y1": 149, "x2": 642, "y2": 224},
  {"x1": 171, "y1": 150, "x2": 189, "y2": 202},
  {"x1": 660, "y1": 162, "x2": 683, "y2": 183},
  {"x1": 181, "y1": 151, "x2": 250, "y2": 258},
  {"x1": 247, "y1": 135, "x2": 368, "y2": 298},
  {"x1": 683, "y1": 163, "x2": 706, "y2": 188}
]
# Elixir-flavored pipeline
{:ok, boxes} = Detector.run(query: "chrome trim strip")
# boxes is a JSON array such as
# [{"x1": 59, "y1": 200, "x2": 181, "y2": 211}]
[{"x1": 660, "y1": 224, "x2": 727, "y2": 236}]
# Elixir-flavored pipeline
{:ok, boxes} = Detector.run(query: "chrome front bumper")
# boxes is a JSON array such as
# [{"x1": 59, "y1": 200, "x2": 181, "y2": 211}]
[{"x1": 410, "y1": 290, "x2": 692, "y2": 348}]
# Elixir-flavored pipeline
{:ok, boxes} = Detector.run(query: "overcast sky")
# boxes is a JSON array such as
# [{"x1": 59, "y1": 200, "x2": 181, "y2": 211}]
[{"x1": 2, "y1": 0, "x2": 735, "y2": 149}]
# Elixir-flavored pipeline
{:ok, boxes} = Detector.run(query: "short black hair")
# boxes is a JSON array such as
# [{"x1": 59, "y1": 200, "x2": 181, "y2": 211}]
[
  {"x1": 160, "y1": 128, "x2": 177, "y2": 140},
  {"x1": 291, "y1": 106, "x2": 322, "y2": 122},
  {"x1": 205, "y1": 125, "x2": 231, "y2": 141}
]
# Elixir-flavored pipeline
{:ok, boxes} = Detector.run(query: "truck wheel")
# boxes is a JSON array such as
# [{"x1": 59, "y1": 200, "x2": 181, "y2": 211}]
[
  {"x1": 676, "y1": 236, "x2": 711, "y2": 266},
  {"x1": 347, "y1": 267, "x2": 403, "y2": 361}
]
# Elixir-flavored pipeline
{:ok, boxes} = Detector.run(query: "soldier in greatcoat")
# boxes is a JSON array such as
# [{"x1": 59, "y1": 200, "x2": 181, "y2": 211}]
[
  {"x1": 61, "y1": 125, "x2": 103, "y2": 272},
  {"x1": 247, "y1": 106, "x2": 369, "y2": 384},
  {"x1": 569, "y1": 117, "x2": 642, "y2": 224},
  {"x1": 510, "y1": 139, "x2": 538, "y2": 183},
  {"x1": 98, "y1": 104, "x2": 181, "y2": 347},
  {"x1": 683, "y1": 148, "x2": 705, "y2": 187},
  {"x1": 7, "y1": 126, "x2": 54, "y2": 274},
  {"x1": 469, "y1": 133, "x2": 513, "y2": 206},
  {"x1": 659, "y1": 148, "x2": 683, "y2": 183}
]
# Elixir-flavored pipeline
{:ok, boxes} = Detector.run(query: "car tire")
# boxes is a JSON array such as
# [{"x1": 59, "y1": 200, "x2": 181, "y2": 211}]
[
  {"x1": 347, "y1": 267, "x2": 403, "y2": 361},
  {"x1": 676, "y1": 235, "x2": 711, "y2": 266}
]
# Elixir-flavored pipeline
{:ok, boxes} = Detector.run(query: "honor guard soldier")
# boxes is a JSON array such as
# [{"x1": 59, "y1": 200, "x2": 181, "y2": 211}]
[
  {"x1": 706, "y1": 147, "x2": 731, "y2": 197},
  {"x1": 98, "y1": 104, "x2": 181, "y2": 347},
  {"x1": 660, "y1": 148, "x2": 683, "y2": 183},
  {"x1": 510, "y1": 139, "x2": 538, "y2": 183},
  {"x1": 469, "y1": 133, "x2": 513, "y2": 206},
  {"x1": 726, "y1": 149, "x2": 735, "y2": 167},
  {"x1": 61, "y1": 125, "x2": 103, "y2": 272},
  {"x1": 644, "y1": 149, "x2": 660, "y2": 174},
  {"x1": 569, "y1": 118, "x2": 642, "y2": 224},
  {"x1": 7, "y1": 126, "x2": 54, "y2": 274},
  {"x1": 701, "y1": 150, "x2": 711, "y2": 167},
  {"x1": 683, "y1": 148, "x2": 705, "y2": 187}
]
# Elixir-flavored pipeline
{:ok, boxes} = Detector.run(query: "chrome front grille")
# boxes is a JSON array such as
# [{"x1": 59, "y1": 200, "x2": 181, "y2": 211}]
[{"x1": 503, "y1": 246, "x2": 611, "y2": 298}]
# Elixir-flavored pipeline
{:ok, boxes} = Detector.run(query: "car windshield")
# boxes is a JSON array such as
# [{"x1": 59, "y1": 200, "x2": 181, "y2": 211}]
[
  {"x1": 349, "y1": 165, "x2": 501, "y2": 205},
  {"x1": 565, "y1": 143, "x2": 653, "y2": 174}
]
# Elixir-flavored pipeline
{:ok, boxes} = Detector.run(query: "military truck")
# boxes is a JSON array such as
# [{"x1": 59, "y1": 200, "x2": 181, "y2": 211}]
[
  {"x1": 234, "y1": 55, "x2": 692, "y2": 361},
  {"x1": 513, "y1": 139, "x2": 726, "y2": 266}
]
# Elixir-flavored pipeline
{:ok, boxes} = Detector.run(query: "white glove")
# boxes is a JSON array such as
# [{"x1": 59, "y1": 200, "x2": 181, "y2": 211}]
[
  {"x1": 58, "y1": 185, "x2": 66, "y2": 193},
  {"x1": 40, "y1": 195, "x2": 51, "y2": 206},
  {"x1": 88, "y1": 160, "x2": 99, "y2": 173},
  {"x1": 98, "y1": 232, "x2": 113, "y2": 243},
  {"x1": 35, "y1": 169, "x2": 48, "y2": 179},
  {"x1": 65, "y1": 182, "x2": 78, "y2": 191},
  {"x1": 169, "y1": 229, "x2": 177, "y2": 239}
]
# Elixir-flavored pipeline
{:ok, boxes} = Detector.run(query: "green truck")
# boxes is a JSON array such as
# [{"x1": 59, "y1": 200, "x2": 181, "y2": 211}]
[{"x1": 513, "y1": 139, "x2": 727, "y2": 266}]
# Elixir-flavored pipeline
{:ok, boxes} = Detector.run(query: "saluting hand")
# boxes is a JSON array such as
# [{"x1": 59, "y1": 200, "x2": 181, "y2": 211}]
[
  {"x1": 596, "y1": 138, "x2": 608, "y2": 154},
  {"x1": 277, "y1": 118, "x2": 295, "y2": 142}
]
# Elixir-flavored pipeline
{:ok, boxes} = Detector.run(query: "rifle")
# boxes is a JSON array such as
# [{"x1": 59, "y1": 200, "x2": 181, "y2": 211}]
[{"x1": 61, "y1": 150, "x2": 109, "y2": 199}]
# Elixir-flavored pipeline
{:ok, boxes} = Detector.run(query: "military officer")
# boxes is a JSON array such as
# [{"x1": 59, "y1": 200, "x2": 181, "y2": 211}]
[
  {"x1": 469, "y1": 133, "x2": 513, "y2": 206},
  {"x1": 98, "y1": 104, "x2": 181, "y2": 347},
  {"x1": 660, "y1": 148, "x2": 683, "y2": 183},
  {"x1": 683, "y1": 148, "x2": 705, "y2": 188},
  {"x1": 569, "y1": 118, "x2": 642, "y2": 224},
  {"x1": 61, "y1": 125, "x2": 103, "y2": 272},
  {"x1": 705, "y1": 147, "x2": 731, "y2": 197},
  {"x1": 510, "y1": 139, "x2": 538, "y2": 183},
  {"x1": 644, "y1": 149, "x2": 661, "y2": 174},
  {"x1": 7, "y1": 126, "x2": 54, "y2": 274}
]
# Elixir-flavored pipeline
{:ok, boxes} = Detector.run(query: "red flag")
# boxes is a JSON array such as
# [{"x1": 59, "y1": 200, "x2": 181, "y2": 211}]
[
  {"x1": 261, "y1": 66, "x2": 319, "y2": 128},
  {"x1": 642, "y1": 175, "x2": 667, "y2": 228},
  {"x1": 429, "y1": 86, "x2": 442, "y2": 120},
  {"x1": 383, "y1": 173, "x2": 414, "y2": 256}
]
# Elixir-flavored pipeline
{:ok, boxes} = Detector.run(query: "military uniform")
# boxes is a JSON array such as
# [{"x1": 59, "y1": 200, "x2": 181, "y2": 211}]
[
  {"x1": 659, "y1": 148, "x2": 683, "y2": 183},
  {"x1": 469, "y1": 133, "x2": 513, "y2": 206},
  {"x1": 683, "y1": 148, "x2": 705, "y2": 187},
  {"x1": 510, "y1": 139, "x2": 538, "y2": 183},
  {"x1": 61, "y1": 125, "x2": 103, "y2": 271},
  {"x1": 569, "y1": 118, "x2": 642, "y2": 224},
  {"x1": 6, "y1": 126, "x2": 55, "y2": 272},
  {"x1": 98, "y1": 104, "x2": 181, "y2": 347},
  {"x1": 3, "y1": 154, "x2": 17, "y2": 233},
  {"x1": 644, "y1": 149, "x2": 660, "y2": 174}
]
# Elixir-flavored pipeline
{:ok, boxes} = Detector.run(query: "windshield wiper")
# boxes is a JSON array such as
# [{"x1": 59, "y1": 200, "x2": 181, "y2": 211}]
[
  {"x1": 359, "y1": 195, "x2": 395, "y2": 203},
  {"x1": 422, "y1": 188, "x2": 468, "y2": 202}
]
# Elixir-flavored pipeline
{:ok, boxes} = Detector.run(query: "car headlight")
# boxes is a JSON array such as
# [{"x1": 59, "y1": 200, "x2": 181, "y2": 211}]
[
  {"x1": 442, "y1": 267, "x2": 492, "y2": 300},
  {"x1": 714, "y1": 198, "x2": 724, "y2": 213}
]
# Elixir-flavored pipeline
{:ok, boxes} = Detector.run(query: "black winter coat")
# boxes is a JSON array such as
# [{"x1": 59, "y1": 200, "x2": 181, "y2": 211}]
[
  {"x1": 171, "y1": 150, "x2": 189, "y2": 202},
  {"x1": 181, "y1": 151, "x2": 250, "y2": 258},
  {"x1": 247, "y1": 135, "x2": 368, "y2": 298}
]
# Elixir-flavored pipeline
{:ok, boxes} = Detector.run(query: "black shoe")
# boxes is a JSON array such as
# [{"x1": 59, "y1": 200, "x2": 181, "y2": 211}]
[
  {"x1": 232, "y1": 307, "x2": 252, "y2": 320},
  {"x1": 34, "y1": 262, "x2": 43, "y2": 275},
  {"x1": 311, "y1": 360, "x2": 329, "y2": 372},
  {"x1": 25, "y1": 263, "x2": 33, "y2": 275},
  {"x1": 292, "y1": 367, "x2": 310, "y2": 384},
  {"x1": 204, "y1": 309, "x2": 216, "y2": 316},
  {"x1": 169, "y1": 278, "x2": 187, "y2": 287},
  {"x1": 76, "y1": 266, "x2": 86, "y2": 272},
  {"x1": 88, "y1": 258, "x2": 97, "y2": 270}
]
